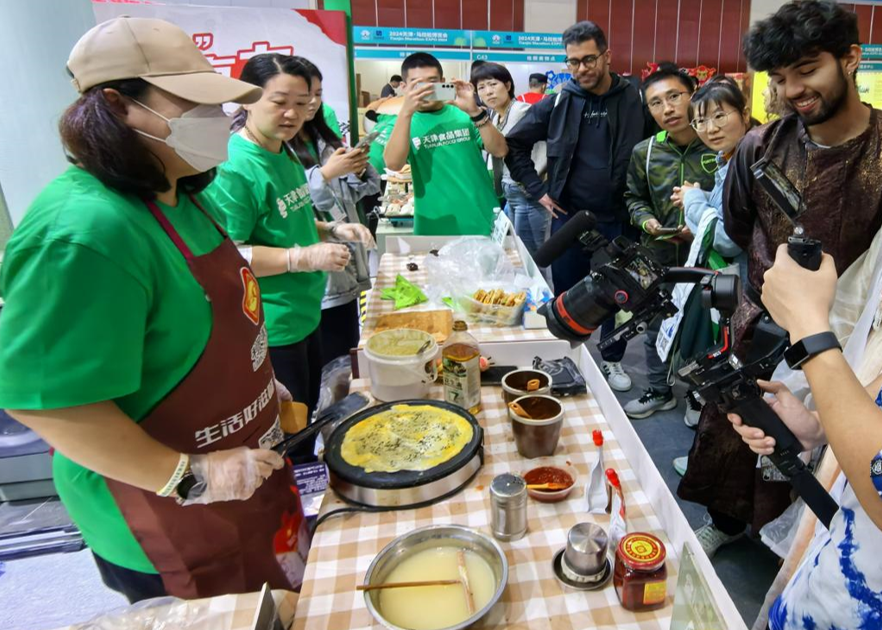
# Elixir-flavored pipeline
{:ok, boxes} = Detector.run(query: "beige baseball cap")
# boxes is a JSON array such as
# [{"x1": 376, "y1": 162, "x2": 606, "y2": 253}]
[{"x1": 68, "y1": 16, "x2": 262, "y2": 105}]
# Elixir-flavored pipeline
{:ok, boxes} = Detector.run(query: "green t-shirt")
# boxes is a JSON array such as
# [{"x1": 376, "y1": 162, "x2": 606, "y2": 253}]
[
  {"x1": 368, "y1": 113, "x2": 397, "y2": 174},
  {"x1": 407, "y1": 105, "x2": 498, "y2": 236},
  {"x1": 323, "y1": 103, "x2": 343, "y2": 139},
  {"x1": 205, "y1": 134, "x2": 325, "y2": 346},
  {"x1": 0, "y1": 167, "x2": 225, "y2": 572}
]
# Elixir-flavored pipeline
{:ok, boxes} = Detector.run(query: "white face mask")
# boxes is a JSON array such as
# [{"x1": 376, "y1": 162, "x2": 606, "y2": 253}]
[{"x1": 131, "y1": 100, "x2": 231, "y2": 172}]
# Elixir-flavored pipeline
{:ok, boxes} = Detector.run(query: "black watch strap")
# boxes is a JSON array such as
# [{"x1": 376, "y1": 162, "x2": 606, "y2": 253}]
[
  {"x1": 784, "y1": 331, "x2": 841, "y2": 370},
  {"x1": 470, "y1": 109, "x2": 489, "y2": 122}
]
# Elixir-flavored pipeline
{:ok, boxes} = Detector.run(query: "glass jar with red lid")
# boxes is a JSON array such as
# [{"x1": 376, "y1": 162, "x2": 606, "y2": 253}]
[{"x1": 613, "y1": 532, "x2": 668, "y2": 612}]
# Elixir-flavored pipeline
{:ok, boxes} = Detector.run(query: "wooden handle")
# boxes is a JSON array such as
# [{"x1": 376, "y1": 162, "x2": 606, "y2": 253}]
[
  {"x1": 526, "y1": 482, "x2": 570, "y2": 491},
  {"x1": 458, "y1": 550, "x2": 476, "y2": 615},
  {"x1": 508, "y1": 401, "x2": 532, "y2": 419},
  {"x1": 357, "y1": 579, "x2": 461, "y2": 592}
]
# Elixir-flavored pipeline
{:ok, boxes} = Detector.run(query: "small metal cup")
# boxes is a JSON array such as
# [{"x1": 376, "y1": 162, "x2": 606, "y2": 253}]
[{"x1": 563, "y1": 523, "x2": 608, "y2": 578}]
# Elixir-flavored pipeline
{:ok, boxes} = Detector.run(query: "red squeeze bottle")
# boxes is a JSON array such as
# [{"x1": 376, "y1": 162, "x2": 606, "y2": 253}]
[
  {"x1": 593, "y1": 430, "x2": 604, "y2": 447},
  {"x1": 605, "y1": 468, "x2": 621, "y2": 488}
]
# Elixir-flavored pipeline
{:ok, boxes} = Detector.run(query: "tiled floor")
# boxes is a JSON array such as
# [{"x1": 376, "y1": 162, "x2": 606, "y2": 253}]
[{"x1": 0, "y1": 338, "x2": 781, "y2": 629}]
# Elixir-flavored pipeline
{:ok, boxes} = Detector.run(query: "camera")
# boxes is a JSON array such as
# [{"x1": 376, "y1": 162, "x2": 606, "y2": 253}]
[
  {"x1": 538, "y1": 220, "x2": 739, "y2": 351},
  {"x1": 535, "y1": 157, "x2": 839, "y2": 527}
]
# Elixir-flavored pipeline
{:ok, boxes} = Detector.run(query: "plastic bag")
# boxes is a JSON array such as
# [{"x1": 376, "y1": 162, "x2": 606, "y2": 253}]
[
  {"x1": 585, "y1": 430, "x2": 607, "y2": 514},
  {"x1": 424, "y1": 237, "x2": 537, "y2": 327},
  {"x1": 73, "y1": 597, "x2": 217, "y2": 630},
  {"x1": 760, "y1": 497, "x2": 807, "y2": 559},
  {"x1": 316, "y1": 356, "x2": 353, "y2": 416}
]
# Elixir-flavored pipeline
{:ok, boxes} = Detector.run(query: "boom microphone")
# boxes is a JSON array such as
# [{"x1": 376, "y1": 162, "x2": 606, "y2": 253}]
[{"x1": 533, "y1": 210, "x2": 597, "y2": 267}]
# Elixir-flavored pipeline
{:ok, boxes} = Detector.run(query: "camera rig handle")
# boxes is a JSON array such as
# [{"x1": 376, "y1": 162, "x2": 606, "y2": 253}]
[{"x1": 729, "y1": 395, "x2": 839, "y2": 528}]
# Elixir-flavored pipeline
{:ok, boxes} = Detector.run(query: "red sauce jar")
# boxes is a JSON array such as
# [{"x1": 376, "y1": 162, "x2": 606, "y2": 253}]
[{"x1": 613, "y1": 532, "x2": 668, "y2": 612}]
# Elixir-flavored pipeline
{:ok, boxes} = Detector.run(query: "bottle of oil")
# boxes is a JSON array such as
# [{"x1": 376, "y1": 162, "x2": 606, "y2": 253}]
[{"x1": 442, "y1": 320, "x2": 483, "y2": 414}]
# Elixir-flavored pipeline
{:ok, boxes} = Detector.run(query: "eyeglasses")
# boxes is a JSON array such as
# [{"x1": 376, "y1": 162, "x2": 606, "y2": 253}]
[
  {"x1": 565, "y1": 52, "x2": 607, "y2": 71},
  {"x1": 690, "y1": 110, "x2": 734, "y2": 132},
  {"x1": 647, "y1": 91, "x2": 688, "y2": 112}
]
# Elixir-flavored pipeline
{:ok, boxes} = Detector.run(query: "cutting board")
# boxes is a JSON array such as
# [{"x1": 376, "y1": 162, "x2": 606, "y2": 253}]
[{"x1": 371, "y1": 310, "x2": 454, "y2": 344}]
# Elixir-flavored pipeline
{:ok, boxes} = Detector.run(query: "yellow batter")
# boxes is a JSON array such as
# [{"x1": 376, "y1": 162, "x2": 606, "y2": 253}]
[{"x1": 341, "y1": 405, "x2": 473, "y2": 473}]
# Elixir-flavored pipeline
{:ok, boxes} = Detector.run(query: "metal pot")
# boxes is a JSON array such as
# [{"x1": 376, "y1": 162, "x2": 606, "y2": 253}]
[{"x1": 363, "y1": 524, "x2": 508, "y2": 630}]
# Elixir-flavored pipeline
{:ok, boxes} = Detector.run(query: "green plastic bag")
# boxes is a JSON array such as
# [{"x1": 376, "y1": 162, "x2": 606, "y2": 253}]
[{"x1": 380, "y1": 274, "x2": 428, "y2": 310}]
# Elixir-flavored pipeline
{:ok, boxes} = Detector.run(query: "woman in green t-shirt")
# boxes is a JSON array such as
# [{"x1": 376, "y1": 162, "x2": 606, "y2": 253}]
[
  {"x1": 206, "y1": 54, "x2": 373, "y2": 460},
  {"x1": 0, "y1": 17, "x2": 303, "y2": 602}
]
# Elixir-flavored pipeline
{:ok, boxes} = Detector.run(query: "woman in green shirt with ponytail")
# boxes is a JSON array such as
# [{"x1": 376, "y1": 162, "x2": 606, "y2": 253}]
[{"x1": 206, "y1": 54, "x2": 372, "y2": 460}]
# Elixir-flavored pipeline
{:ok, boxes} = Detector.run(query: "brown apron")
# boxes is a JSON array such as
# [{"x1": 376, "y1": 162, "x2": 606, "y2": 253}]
[{"x1": 104, "y1": 198, "x2": 300, "y2": 598}]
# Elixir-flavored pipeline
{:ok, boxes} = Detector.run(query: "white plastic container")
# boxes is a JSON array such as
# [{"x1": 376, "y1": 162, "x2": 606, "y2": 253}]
[{"x1": 364, "y1": 329, "x2": 439, "y2": 401}]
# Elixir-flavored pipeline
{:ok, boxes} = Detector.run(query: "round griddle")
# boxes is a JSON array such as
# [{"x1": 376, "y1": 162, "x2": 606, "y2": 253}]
[{"x1": 324, "y1": 399, "x2": 484, "y2": 508}]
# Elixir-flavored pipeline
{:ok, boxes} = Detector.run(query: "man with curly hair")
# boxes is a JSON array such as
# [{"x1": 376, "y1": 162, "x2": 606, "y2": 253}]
[{"x1": 679, "y1": 0, "x2": 882, "y2": 563}]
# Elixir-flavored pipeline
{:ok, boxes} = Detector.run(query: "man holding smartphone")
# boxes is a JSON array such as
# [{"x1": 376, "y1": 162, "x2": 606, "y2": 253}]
[
  {"x1": 622, "y1": 63, "x2": 717, "y2": 419},
  {"x1": 384, "y1": 52, "x2": 507, "y2": 236}
]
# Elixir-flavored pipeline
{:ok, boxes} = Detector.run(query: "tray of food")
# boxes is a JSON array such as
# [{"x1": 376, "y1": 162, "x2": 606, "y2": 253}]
[{"x1": 458, "y1": 288, "x2": 527, "y2": 327}]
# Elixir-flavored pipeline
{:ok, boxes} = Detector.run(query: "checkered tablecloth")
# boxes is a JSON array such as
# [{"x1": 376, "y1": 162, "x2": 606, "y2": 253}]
[
  {"x1": 59, "y1": 590, "x2": 299, "y2": 630},
  {"x1": 293, "y1": 382, "x2": 678, "y2": 630},
  {"x1": 359, "y1": 251, "x2": 558, "y2": 348}
]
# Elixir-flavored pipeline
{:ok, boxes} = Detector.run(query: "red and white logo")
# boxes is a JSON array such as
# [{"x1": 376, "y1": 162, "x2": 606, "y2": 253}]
[{"x1": 241, "y1": 267, "x2": 261, "y2": 325}]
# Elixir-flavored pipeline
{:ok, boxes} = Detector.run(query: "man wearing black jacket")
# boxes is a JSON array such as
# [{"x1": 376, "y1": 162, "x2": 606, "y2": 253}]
[{"x1": 506, "y1": 21, "x2": 652, "y2": 392}]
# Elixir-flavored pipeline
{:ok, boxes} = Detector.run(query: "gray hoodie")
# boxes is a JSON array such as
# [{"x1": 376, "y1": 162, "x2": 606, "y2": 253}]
[{"x1": 305, "y1": 136, "x2": 381, "y2": 309}]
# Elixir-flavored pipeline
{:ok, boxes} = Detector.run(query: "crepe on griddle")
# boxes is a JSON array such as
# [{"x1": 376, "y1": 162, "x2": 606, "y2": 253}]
[{"x1": 340, "y1": 405, "x2": 473, "y2": 474}]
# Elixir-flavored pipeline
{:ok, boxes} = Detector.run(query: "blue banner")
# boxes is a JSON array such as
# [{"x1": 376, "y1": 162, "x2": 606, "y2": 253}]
[
  {"x1": 353, "y1": 26, "x2": 563, "y2": 50},
  {"x1": 472, "y1": 31, "x2": 562, "y2": 49},
  {"x1": 354, "y1": 48, "x2": 565, "y2": 63},
  {"x1": 863, "y1": 44, "x2": 882, "y2": 60},
  {"x1": 472, "y1": 52, "x2": 566, "y2": 63},
  {"x1": 354, "y1": 48, "x2": 472, "y2": 61},
  {"x1": 353, "y1": 27, "x2": 469, "y2": 47}
]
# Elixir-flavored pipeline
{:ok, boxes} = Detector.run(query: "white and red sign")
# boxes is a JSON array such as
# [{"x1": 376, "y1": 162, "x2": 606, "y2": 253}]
[{"x1": 92, "y1": 1, "x2": 351, "y2": 135}]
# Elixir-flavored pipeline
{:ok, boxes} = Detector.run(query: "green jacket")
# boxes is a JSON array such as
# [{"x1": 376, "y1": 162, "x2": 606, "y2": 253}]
[{"x1": 624, "y1": 130, "x2": 717, "y2": 265}]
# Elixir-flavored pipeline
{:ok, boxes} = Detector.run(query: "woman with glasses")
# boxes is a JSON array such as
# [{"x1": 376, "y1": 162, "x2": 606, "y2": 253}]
[
  {"x1": 470, "y1": 62, "x2": 549, "y2": 264},
  {"x1": 666, "y1": 76, "x2": 753, "y2": 478},
  {"x1": 206, "y1": 54, "x2": 371, "y2": 462},
  {"x1": 672, "y1": 76, "x2": 752, "y2": 260},
  {"x1": 290, "y1": 59, "x2": 380, "y2": 366}
]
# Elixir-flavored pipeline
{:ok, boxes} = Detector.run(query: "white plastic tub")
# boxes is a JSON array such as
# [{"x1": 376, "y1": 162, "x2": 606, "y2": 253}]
[{"x1": 364, "y1": 329, "x2": 440, "y2": 401}]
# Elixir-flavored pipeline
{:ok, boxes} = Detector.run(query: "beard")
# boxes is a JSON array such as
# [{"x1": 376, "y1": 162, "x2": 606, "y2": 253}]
[{"x1": 793, "y1": 65, "x2": 849, "y2": 126}]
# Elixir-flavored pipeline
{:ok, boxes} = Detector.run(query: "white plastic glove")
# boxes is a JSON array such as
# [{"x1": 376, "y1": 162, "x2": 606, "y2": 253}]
[
  {"x1": 182, "y1": 446, "x2": 284, "y2": 505},
  {"x1": 274, "y1": 377, "x2": 293, "y2": 403},
  {"x1": 287, "y1": 243, "x2": 351, "y2": 272},
  {"x1": 332, "y1": 223, "x2": 377, "y2": 249}
]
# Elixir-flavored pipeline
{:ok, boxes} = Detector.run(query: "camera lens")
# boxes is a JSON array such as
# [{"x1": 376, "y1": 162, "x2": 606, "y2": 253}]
[{"x1": 541, "y1": 275, "x2": 617, "y2": 343}]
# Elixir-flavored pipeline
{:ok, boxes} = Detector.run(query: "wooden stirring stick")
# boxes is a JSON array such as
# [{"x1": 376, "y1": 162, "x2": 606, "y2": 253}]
[
  {"x1": 508, "y1": 401, "x2": 533, "y2": 419},
  {"x1": 457, "y1": 550, "x2": 476, "y2": 615},
  {"x1": 526, "y1": 378, "x2": 541, "y2": 392},
  {"x1": 357, "y1": 579, "x2": 461, "y2": 592},
  {"x1": 526, "y1": 482, "x2": 571, "y2": 491}
]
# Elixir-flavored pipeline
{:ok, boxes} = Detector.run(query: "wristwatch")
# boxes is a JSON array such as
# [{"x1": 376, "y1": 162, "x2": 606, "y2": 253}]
[
  {"x1": 784, "y1": 331, "x2": 841, "y2": 370},
  {"x1": 470, "y1": 109, "x2": 489, "y2": 123},
  {"x1": 175, "y1": 463, "x2": 206, "y2": 504}
]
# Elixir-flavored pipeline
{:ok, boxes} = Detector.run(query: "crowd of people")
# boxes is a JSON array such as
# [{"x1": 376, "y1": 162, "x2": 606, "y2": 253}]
[{"x1": 0, "y1": 1, "x2": 880, "y2": 629}]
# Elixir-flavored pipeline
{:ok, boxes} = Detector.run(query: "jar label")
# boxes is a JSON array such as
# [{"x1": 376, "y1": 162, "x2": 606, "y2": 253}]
[{"x1": 643, "y1": 580, "x2": 667, "y2": 605}]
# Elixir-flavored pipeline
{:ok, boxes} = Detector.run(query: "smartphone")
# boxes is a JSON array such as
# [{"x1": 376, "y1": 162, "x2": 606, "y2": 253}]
[
  {"x1": 654, "y1": 225, "x2": 685, "y2": 235},
  {"x1": 418, "y1": 82, "x2": 457, "y2": 102},
  {"x1": 353, "y1": 130, "x2": 381, "y2": 151}
]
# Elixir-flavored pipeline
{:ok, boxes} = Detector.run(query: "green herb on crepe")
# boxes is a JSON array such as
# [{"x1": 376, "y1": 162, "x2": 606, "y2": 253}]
[{"x1": 380, "y1": 275, "x2": 428, "y2": 310}]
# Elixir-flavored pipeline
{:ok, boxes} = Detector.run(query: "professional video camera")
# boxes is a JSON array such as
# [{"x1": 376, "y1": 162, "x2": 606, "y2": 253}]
[{"x1": 536, "y1": 159, "x2": 838, "y2": 528}]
